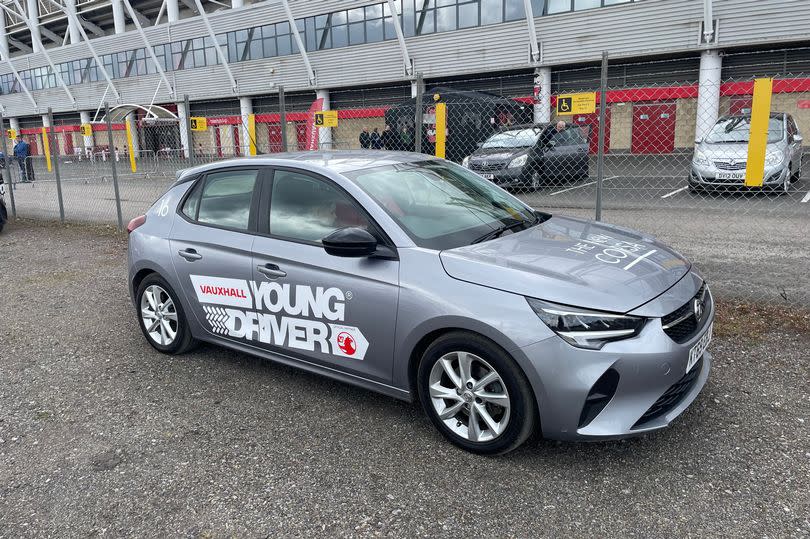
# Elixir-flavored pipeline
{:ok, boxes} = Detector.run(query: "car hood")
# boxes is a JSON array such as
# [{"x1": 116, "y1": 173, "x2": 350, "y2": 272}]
[
  {"x1": 470, "y1": 147, "x2": 530, "y2": 161},
  {"x1": 440, "y1": 216, "x2": 691, "y2": 313},
  {"x1": 697, "y1": 141, "x2": 784, "y2": 158}
]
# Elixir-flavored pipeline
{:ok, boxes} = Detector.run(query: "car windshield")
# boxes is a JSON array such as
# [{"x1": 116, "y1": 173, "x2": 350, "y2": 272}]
[
  {"x1": 345, "y1": 160, "x2": 539, "y2": 250},
  {"x1": 481, "y1": 129, "x2": 541, "y2": 149},
  {"x1": 704, "y1": 116, "x2": 784, "y2": 144}
]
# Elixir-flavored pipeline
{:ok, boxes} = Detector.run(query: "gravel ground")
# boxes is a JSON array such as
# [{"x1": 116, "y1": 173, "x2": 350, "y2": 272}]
[{"x1": 0, "y1": 220, "x2": 808, "y2": 538}]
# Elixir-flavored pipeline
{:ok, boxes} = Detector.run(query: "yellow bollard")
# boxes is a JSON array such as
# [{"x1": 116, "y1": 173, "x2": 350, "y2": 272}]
[
  {"x1": 435, "y1": 102, "x2": 446, "y2": 159},
  {"x1": 42, "y1": 127, "x2": 52, "y2": 172},
  {"x1": 248, "y1": 114, "x2": 257, "y2": 156},
  {"x1": 125, "y1": 119, "x2": 137, "y2": 173},
  {"x1": 744, "y1": 78, "x2": 773, "y2": 187}
]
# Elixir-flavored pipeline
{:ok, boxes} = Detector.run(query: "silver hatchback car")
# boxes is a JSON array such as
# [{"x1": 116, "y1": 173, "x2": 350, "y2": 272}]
[
  {"x1": 690, "y1": 112, "x2": 803, "y2": 192},
  {"x1": 128, "y1": 151, "x2": 713, "y2": 455}
]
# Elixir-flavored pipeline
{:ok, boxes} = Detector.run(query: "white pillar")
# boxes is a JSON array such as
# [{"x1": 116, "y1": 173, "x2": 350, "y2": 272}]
[
  {"x1": 238, "y1": 96, "x2": 253, "y2": 154},
  {"x1": 64, "y1": 0, "x2": 82, "y2": 44},
  {"x1": 111, "y1": 0, "x2": 126, "y2": 34},
  {"x1": 0, "y1": 9, "x2": 10, "y2": 59},
  {"x1": 79, "y1": 110, "x2": 93, "y2": 153},
  {"x1": 534, "y1": 67, "x2": 551, "y2": 124},
  {"x1": 316, "y1": 89, "x2": 332, "y2": 150},
  {"x1": 177, "y1": 101, "x2": 190, "y2": 158},
  {"x1": 696, "y1": 49, "x2": 722, "y2": 143},
  {"x1": 41, "y1": 113, "x2": 50, "y2": 127},
  {"x1": 26, "y1": 0, "x2": 42, "y2": 52},
  {"x1": 232, "y1": 0, "x2": 245, "y2": 7},
  {"x1": 166, "y1": 0, "x2": 180, "y2": 23}
]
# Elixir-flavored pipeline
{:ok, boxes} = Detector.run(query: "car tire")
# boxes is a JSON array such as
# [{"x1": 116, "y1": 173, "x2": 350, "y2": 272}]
[
  {"x1": 417, "y1": 331, "x2": 537, "y2": 455},
  {"x1": 135, "y1": 273, "x2": 197, "y2": 355}
]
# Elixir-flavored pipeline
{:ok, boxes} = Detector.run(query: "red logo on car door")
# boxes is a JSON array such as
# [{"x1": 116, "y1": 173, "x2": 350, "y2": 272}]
[{"x1": 336, "y1": 332, "x2": 356, "y2": 356}]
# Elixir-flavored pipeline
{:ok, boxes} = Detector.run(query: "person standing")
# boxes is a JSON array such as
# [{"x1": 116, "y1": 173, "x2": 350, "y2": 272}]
[
  {"x1": 359, "y1": 127, "x2": 371, "y2": 149},
  {"x1": 400, "y1": 126, "x2": 414, "y2": 152},
  {"x1": 381, "y1": 124, "x2": 397, "y2": 150},
  {"x1": 370, "y1": 127, "x2": 383, "y2": 149},
  {"x1": 13, "y1": 134, "x2": 31, "y2": 183}
]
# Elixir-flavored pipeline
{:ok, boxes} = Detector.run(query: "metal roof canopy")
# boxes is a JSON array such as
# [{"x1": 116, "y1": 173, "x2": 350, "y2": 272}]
[{"x1": 102, "y1": 103, "x2": 178, "y2": 123}]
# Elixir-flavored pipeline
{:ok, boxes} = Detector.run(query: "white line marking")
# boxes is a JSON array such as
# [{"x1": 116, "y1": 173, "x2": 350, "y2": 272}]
[
  {"x1": 661, "y1": 186, "x2": 688, "y2": 199},
  {"x1": 548, "y1": 176, "x2": 616, "y2": 196},
  {"x1": 623, "y1": 249, "x2": 657, "y2": 270},
  {"x1": 801, "y1": 190, "x2": 810, "y2": 203}
]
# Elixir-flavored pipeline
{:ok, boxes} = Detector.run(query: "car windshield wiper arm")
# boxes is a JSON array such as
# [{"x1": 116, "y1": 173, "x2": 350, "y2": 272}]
[{"x1": 472, "y1": 218, "x2": 532, "y2": 244}]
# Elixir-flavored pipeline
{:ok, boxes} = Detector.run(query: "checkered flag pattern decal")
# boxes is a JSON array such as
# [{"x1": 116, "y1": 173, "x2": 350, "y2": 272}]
[{"x1": 203, "y1": 306, "x2": 229, "y2": 334}]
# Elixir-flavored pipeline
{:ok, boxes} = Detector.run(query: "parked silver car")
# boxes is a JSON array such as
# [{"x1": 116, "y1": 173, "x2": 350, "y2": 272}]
[
  {"x1": 689, "y1": 112, "x2": 803, "y2": 192},
  {"x1": 128, "y1": 151, "x2": 713, "y2": 455}
]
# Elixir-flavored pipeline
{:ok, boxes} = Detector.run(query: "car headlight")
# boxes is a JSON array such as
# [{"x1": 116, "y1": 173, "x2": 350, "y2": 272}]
[
  {"x1": 462, "y1": 156, "x2": 470, "y2": 168},
  {"x1": 508, "y1": 154, "x2": 528, "y2": 169},
  {"x1": 765, "y1": 152, "x2": 783, "y2": 166},
  {"x1": 527, "y1": 298, "x2": 646, "y2": 350},
  {"x1": 692, "y1": 151, "x2": 710, "y2": 167}
]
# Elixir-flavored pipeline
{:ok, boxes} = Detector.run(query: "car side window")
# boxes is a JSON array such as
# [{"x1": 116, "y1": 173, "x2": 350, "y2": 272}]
[
  {"x1": 269, "y1": 170, "x2": 371, "y2": 243},
  {"x1": 196, "y1": 169, "x2": 258, "y2": 230},
  {"x1": 787, "y1": 116, "x2": 799, "y2": 137},
  {"x1": 181, "y1": 179, "x2": 203, "y2": 219},
  {"x1": 553, "y1": 127, "x2": 585, "y2": 146}
]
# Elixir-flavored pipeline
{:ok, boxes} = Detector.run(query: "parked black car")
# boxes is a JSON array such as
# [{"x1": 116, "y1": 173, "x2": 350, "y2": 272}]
[{"x1": 462, "y1": 123, "x2": 589, "y2": 190}]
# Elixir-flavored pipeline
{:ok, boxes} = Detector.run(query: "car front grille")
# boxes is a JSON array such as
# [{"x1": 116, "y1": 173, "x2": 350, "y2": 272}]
[
  {"x1": 714, "y1": 160, "x2": 746, "y2": 170},
  {"x1": 662, "y1": 283, "x2": 711, "y2": 344},
  {"x1": 632, "y1": 358, "x2": 703, "y2": 428},
  {"x1": 469, "y1": 162, "x2": 508, "y2": 172}
]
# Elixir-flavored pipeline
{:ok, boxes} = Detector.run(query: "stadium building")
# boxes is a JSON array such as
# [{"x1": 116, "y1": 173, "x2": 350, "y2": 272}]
[{"x1": 0, "y1": 0, "x2": 808, "y2": 159}]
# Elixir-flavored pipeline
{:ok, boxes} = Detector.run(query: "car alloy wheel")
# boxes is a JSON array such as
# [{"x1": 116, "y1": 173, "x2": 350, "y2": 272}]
[
  {"x1": 140, "y1": 284, "x2": 179, "y2": 346},
  {"x1": 428, "y1": 351, "x2": 511, "y2": 442}
]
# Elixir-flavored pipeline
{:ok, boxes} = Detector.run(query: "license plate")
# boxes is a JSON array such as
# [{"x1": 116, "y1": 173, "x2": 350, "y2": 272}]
[
  {"x1": 716, "y1": 171, "x2": 745, "y2": 180},
  {"x1": 482, "y1": 173, "x2": 494, "y2": 180},
  {"x1": 687, "y1": 322, "x2": 712, "y2": 373}
]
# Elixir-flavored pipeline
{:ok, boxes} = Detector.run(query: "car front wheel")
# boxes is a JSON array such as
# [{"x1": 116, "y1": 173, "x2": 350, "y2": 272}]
[
  {"x1": 136, "y1": 273, "x2": 197, "y2": 355},
  {"x1": 417, "y1": 332, "x2": 537, "y2": 455}
]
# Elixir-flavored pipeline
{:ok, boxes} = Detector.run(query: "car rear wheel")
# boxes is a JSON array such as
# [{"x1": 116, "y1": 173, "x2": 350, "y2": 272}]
[
  {"x1": 136, "y1": 273, "x2": 197, "y2": 355},
  {"x1": 417, "y1": 332, "x2": 536, "y2": 455}
]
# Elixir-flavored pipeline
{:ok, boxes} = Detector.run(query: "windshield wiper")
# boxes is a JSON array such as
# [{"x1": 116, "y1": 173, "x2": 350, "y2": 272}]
[{"x1": 472, "y1": 218, "x2": 534, "y2": 244}]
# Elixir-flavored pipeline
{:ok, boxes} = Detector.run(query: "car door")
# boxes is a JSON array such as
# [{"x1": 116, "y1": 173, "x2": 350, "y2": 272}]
[
  {"x1": 249, "y1": 167, "x2": 400, "y2": 383},
  {"x1": 786, "y1": 115, "x2": 802, "y2": 172},
  {"x1": 169, "y1": 167, "x2": 263, "y2": 342},
  {"x1": 544, "y1": 127, "x2": 587, "y2": 182}
]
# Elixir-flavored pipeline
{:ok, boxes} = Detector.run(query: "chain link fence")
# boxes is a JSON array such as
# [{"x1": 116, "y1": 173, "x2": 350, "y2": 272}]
[{"x1": 1, "y1": 50, "x2": 808, "y2": 307}]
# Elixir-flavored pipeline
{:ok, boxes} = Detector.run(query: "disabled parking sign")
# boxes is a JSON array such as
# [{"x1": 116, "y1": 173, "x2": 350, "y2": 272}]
[{"x1": 557, "y1": 92, "x2": 596, "y2": 115}]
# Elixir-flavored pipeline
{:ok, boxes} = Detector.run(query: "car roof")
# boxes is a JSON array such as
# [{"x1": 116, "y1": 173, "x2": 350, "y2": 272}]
[{"x1": 175, "y1": 150, "x2": 433, "y2": 183}]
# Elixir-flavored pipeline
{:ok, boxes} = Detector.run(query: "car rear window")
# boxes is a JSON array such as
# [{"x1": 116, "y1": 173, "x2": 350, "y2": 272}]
[{"x1": 193, "y1": 169, "x2": 258, "y2": 230}]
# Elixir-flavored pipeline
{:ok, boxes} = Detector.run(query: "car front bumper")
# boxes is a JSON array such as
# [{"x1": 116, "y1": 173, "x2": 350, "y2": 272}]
[
  {"x1": 689, "y1": 162, "x2": 789, "y2": 188},
  {"x1": 517, "y1": 298, "x2": 714, "y2": 441},
  {"x1": 468, "y1": 166, "x2": 528, "y2": 187}
]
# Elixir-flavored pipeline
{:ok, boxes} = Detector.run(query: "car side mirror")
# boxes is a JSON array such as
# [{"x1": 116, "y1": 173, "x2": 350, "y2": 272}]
[
  {"x1": 322, "y1": 227, "x2": 378, "y2": 257},
  {"x1": 793, "y1": 134, "x2": 803, "y2": 143}
]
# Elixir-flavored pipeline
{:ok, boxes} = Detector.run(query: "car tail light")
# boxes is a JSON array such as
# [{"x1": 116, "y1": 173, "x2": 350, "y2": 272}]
[{"x1": 127, "y1": 215, "x2": 146, "y2": 234}]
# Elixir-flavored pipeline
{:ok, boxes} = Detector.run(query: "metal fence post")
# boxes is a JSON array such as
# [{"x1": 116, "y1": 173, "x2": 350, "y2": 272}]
[
  {"x1": 279, "y1": 85, "x2": 288, "y2": 152},
  {"x1": 184, "y1": 94, "x2": 195, "y2": 165},
  {"x1": 414, "y1": 72, "x2": 424, "y2": 154},
  {"x1": 595, "y1": 51, "x2": 608, "y2": 222},
  {"x1": 105, "y1": 103, "x2": 124, "y2": 231},
  {"x1": 0, "y1": 114, "x2": 17, "y2": 218},
  {"x1": 47, "y1": 108, "x2": 66, "y2": 223}
]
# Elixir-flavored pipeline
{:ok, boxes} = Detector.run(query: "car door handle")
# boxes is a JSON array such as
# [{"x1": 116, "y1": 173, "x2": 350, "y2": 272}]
[
  {"x1": 178, "y1": 248, "x2": 202, "y2": 261},
  {"x1": 257, "y1": 263, "x2": 287, "y2": 279}
]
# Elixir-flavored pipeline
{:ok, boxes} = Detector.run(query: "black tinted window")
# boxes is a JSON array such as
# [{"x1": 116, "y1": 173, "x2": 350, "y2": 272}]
[
  {"x1": 552, "y1": 127, "x2": 586, "y2": 146},
  {"x1": 269, "y1": 170, "x2": 370, "y2": 243},
  {"x1": 197, "y1": 169, "x2": 258, "y2": 230}
]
